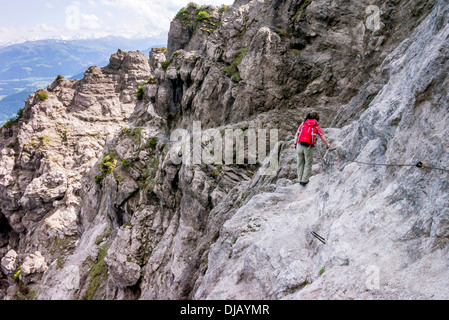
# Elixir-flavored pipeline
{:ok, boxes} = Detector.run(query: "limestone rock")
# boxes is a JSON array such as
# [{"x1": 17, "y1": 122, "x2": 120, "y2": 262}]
[
  {"x1": 149, "y1": 48, "x2": 167, "y2": 78},
  {"x1": 104, "y1": 226, "x2": 142, "y2": 288},
  {"x1": 21, "y1": 251, "x2": 48, "y2": 276},
  {"x1": 1, "y1": 250, "x2": 18, "y2": 275}
]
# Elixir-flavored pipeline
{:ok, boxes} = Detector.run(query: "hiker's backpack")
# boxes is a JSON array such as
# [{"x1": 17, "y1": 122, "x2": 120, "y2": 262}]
[{"x1": 297, "y1": 119, "x2": 319, "y2": 147}]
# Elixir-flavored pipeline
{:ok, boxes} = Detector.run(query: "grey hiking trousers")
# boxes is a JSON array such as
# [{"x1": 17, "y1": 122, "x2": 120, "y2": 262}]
[{"x1": 296, "y1": 143, "x2": 314, "y2": 184}]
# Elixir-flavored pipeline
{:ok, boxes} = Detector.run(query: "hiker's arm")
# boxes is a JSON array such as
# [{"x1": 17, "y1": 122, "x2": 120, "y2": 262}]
[
  {"x1": 294, "y1": 131, "x2": 299, "y2": 149},
  {"x1": 320, "y1": 135, "x2": 331, "y2": 148}
]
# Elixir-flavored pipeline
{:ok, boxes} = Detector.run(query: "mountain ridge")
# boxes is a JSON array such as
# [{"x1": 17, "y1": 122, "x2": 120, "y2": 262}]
[{"x1": 0, "y1": 36, "x2": 167, "y2": 124}]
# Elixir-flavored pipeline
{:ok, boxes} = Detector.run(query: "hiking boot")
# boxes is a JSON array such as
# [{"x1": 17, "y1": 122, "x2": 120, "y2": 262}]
[{"x1": 300, "y1": 182, "x2": 309, "y2": 187}]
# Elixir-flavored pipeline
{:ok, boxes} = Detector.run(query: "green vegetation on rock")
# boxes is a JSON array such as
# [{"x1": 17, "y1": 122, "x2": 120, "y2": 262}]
[
  {"x1": 223, "y1": 47, "x2": 248, "y2": 82},
  {"x1": 95, "y1": 150, "x2": 118, "y2": 184},
  {"x1": 36, "y1": 89, "x2": 49, "y2": 101},
  {"x1": 196, "y1": 11, "x2": 211, "y2": 21},
  {"x1": 1, "y1": 108, "x2": 23, "y2": 130},
  {"x1": 83, "y1": 241, "x2": 109, "y2": 300}
]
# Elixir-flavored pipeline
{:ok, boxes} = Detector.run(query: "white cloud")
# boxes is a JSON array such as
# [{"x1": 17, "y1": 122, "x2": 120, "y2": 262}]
[
  {"x1": 0, "y1": 24, "x2": 59, "y2": 46},
  {"x1": 0, "y1": 0, "x2": 235, "y2": 45},
  {"x1": 81, "y1": 14, "x2": 102, "y2": 30},
  {"x1": 96, "y1": 0, "x2": 233, "y2": 39}
]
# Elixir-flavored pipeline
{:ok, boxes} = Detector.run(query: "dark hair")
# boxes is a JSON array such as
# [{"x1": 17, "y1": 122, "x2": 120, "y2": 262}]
[
  {"x1": 304, "y1": 112, "x2": 320, "y2": 123},
  {"x1": 310, "y1": 112, "x2": 320, "y2": 122},
  {"x1": 304, "y1": 113, "x2": 311, "y2": 122}
]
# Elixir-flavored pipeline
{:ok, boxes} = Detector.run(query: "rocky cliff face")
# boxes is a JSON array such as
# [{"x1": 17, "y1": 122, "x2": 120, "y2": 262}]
[{"x1": 1, "y1": 0, "x2": 448, "y2": 300}]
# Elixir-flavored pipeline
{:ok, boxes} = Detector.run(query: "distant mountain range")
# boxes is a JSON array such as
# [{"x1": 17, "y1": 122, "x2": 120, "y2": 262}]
[{"x1": 0, "y1": 35, "x2": 167, "y2": 124}]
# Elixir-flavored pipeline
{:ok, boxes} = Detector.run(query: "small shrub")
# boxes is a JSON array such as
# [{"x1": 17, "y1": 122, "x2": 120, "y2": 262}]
[
  {"x1": 176, "y1": 7, "x2": 190, "y2": 20},
  {"x1": 101, "y1": 155, "x2": 117, "y2": 173},
  {"x1": 2, "y1": 108, "x2": 24, "y2": 129},
  {"x1": 56, "y1": 75, "x2": 64, "y2": 83},
  {"x1": 95, "y1": 150, "x2": 118, "y2": 184},
  {"x1": 16, "y1": 107, "x2": 23, "y2": 119},
  {"x1": 319, "y1": 267, "x2": 325, "y2": 275},
  {"x1": 161, "y1": 60, "x2": 170, "y2": 70},
  {"x1": 122, "y1": 159, "x2": 133, "y2": 167},
  {"x1": 196, "y1": 11, "x2": 211, "y2": 21},
  {"x1": 13, "y1": 266, "x2": 21, "y2": 282},
  {"x1": 37, "y1": 89, "x2": 49, "y2": 101},
  {"x1": 143, "y1": 77, "x2": 158, "y2": 85},
  {"x1": 161, "y1": 50, "x2": 180, "y2": 71},
  {"x1": 135, "y1": 86, "x2": 144, "y2": 101},
  {"x1": 94, "y1": 175, "x2": 104, "y2": 184},
  {"x1": 149, "y1": 137, "x2": 158, "y2": 149},
  {"x1": 121, "y1": 126, "x2": 131, "y2": 135},
  {"x1": 223, "y1": 47, "x2": 248, "y2": 82}
]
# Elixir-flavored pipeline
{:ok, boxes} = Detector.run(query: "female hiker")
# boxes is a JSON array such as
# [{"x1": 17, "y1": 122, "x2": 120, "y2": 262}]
[{"x1": 294, "y1": 112, "x2": 331, "y2": 186}]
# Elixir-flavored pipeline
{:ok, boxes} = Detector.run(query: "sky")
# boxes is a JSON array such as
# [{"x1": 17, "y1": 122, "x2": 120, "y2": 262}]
[{"x1": 0, "y1": 0, "x2": 235, "y2": 46}]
